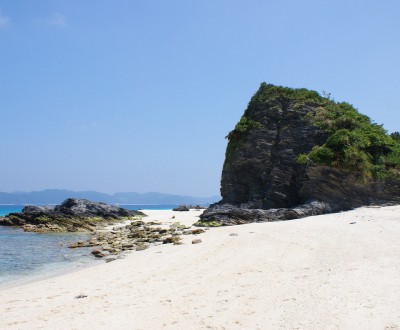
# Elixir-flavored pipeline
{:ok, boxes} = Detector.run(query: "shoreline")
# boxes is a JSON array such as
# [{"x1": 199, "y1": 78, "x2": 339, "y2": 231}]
[
  {"x1": 0, "y1": 256, "x2": 101, "y2": 291},
  {"x1": 1, "y1": 206, "x2": 400, "y2": 329},
  {"x1": 0, "y1": 208, "x2": 204, "y2": 291}
]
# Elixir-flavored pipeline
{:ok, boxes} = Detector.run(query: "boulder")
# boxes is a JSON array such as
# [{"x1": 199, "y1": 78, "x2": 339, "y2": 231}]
[{"x1": 173, "y1": 205, "x2": 189, "y2": 211}]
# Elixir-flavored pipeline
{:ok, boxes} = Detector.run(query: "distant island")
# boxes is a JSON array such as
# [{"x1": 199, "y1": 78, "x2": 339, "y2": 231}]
[{"x1": 0, "y1": 189, "x2": 220, "y2": 205}]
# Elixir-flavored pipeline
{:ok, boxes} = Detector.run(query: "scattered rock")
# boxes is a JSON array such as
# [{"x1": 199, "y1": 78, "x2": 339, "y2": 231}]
[
  {"x1": 183, "y1": 228, "x2": 206, "y2": 235},
  {"x1": 91, "y1": 249, "x2": 105, "y2": 258},
  {"x1": 163, "y1": 236, "x2": 182, "y2": 245},
  {"x1": 74, "y1": 294, "x2": 88, "y2": 299},
  {"x1": 67, "y1": 215, "x2": 207, "y2": 259},
  {"x1": 192, "y1": 239, "x2": 202, "y2": 244},
  {"x1": 136, "y1": 245, "x2": 149, "y2": 251}
]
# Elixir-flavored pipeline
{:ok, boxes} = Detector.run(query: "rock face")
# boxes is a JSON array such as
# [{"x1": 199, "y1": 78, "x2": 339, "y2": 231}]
[
  {"x1": 201, "y1": 83, "x2": 400, "y2": 225},
  {"x1": 0, "y1": 198, "x2": 145, "y2": 232}
]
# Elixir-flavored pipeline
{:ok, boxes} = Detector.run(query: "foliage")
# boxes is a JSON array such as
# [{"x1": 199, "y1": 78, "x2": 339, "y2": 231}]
[
  {"x1": 391, "y1": 132, "x2": 400, "y2": 143},
  {"x1": 226, "y1": 116, "x2": 264, "y2": 141},
  {"x1": 245, "y1": 82, "x2": 324, "y2": 115},
  {"x1": 232, "y1": 82, "x2": 400, "y2": 180},
  {"x1": 293, "y1": 87, "x2": 400, "y2": 179}
]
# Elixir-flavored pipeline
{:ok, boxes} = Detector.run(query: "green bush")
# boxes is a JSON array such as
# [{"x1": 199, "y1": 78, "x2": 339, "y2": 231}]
[
  {"x1": 226, "y1": 82, "x2": 400, "y2": 180},
  {"x1": 302, "y1": 92, "x2": 400, "y2": 179},
  {"x1": 226, "y1": 116, "x2": 264, "y2": 141}
]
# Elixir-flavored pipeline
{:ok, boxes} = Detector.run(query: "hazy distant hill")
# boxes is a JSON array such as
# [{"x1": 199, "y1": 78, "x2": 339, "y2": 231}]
[{"x1": 0, "y1": 190, "x2": 220, "y2": 205}]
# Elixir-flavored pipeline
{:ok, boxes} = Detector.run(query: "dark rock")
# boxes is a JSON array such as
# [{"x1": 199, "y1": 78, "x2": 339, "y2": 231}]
[
  {"x1": 201, "y1": 83, "x2": 400, "y2": 225},
  {"x1": 91, "y1": 249, "x2": 105, "y2": 258},
  {"x1": 192, "y1": 239, "x2": 202, "y2": 244},
  {"x1": 173, "y1": 205, "x2": 189, "y2": 211},
  {"x1": 188, "y1": 205, "x2": 207, "y2": 210},
  {"x1": 162, "y1": 236, "x2": 182, "y2": 245},
  {"x1": 172, "y1": 205, "x2": 206, "y2": 211},
  {"x1": 0, "y1": 198, "x2": 145, "y2": 232},
  {"x1": 22, "y1": 205, "x2": 55, "y2": 215}
]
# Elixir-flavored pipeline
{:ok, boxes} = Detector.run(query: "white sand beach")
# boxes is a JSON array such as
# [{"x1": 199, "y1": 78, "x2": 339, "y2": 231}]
[{"x1": 1, "y1": 206, "x2": 400, "y2": 329}]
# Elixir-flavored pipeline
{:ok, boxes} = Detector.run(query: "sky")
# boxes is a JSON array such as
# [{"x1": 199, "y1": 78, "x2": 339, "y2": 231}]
[{"x1": 1, "y1": 0, "x2": 400, "y2": 196}]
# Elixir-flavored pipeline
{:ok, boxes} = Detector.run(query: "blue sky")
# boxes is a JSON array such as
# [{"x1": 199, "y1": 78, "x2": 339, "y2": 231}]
[{"x1": 1, "y1": 1, "x2": 399, "y2": 196}]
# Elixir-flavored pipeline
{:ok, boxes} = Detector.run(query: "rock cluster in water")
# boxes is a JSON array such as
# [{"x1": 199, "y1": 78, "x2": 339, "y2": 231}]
[
  {"x1": 201, "y1": 83, "x2": 400, "y2": 225},
  {"x1": 0, "y1": 198, "x2": 144, "y2": 232}
]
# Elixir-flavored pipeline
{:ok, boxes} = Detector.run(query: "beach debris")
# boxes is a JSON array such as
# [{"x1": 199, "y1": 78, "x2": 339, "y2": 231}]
[
  {"x1": 350, "y1": 222, "x2": 357, "y2": 224},
  {"x1": 75, "y1": 294, "x2": 88, "y2": 299},
  {"x1": 229, "y1": 233, "x2": 239, "y2": 236},
  {"x1": 192, "y1": 239, "x2": 202, "y2": 244}
]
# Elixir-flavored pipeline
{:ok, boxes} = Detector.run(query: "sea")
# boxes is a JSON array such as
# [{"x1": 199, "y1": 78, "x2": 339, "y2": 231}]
[{"x1": 0, "y1": 204, "x2": 177, "y2": 289}]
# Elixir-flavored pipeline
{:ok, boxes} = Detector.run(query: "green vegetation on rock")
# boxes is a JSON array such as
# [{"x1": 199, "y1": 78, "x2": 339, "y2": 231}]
[
  {"x1": 296, "y1": 94, "x2": 400, "y2": 179},
  {"x1": 274, "y1": 88, "x2": 400, "y2": 179},
  {"x1": 226, "y1": 82, "x2": 400, "y2": 180},
  {"x1": 245, "y1": 82, "x2": 324, "y2": 114}
]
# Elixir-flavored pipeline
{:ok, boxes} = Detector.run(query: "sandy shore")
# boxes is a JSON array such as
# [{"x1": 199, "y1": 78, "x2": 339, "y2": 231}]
[{"x1": 1, "y1": 206, "x2": 400, "y2": 329}]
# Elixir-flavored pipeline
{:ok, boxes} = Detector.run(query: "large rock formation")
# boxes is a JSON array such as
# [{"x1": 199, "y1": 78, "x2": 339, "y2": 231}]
[
  {"x1": 0, "y1": 198, "x2": 145, "y2": 232},
  {"x1": 200, "y1": 83, "x2": 400, "y2": 225}
]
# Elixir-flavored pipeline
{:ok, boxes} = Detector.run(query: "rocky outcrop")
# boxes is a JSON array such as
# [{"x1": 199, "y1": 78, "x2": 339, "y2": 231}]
[
  {"x1": 173, "y1": 205, "x2": 207, "y2": 211},
  {"x1": 201, "y1": 83, "x2": 400, "y2": 225},
  {"x1": 68, "y1": 220, "x2": 206, "y2": 259},
  {"x1": 173, "y1": 205, "x2": 190, "y2": 211},
  {"x1": 0, "y1": 198, "x2": 145, "y2": 232}
]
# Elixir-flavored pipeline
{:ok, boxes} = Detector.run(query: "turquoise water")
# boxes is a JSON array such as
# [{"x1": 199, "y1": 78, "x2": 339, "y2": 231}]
[{"x1": 0, "y1": 204, "x2": 177, "y2": 288}]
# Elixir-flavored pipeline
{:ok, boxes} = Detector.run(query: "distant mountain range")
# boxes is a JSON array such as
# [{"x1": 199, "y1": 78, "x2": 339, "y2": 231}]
[{"x1": 0, "y1": 190, "x2": 221, "y2": 205}]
